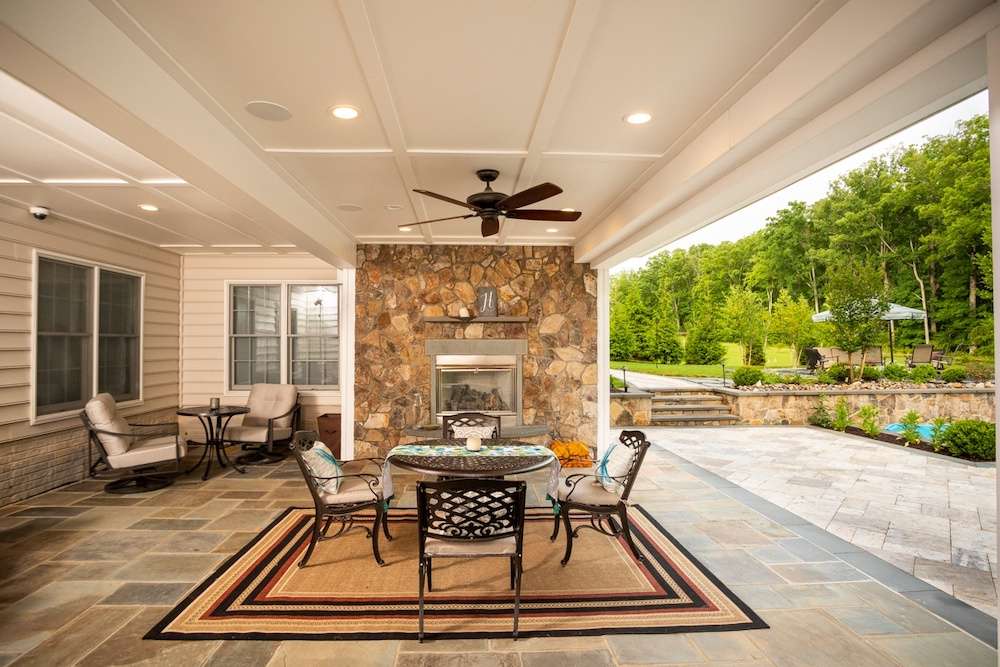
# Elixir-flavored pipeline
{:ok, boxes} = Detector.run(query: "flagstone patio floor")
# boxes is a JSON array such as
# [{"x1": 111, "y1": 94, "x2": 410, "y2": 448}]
[
  {"x1": 649, "y1": 425, "x2": 998, "y2": 618},
  {"x1": 0, "y1": 436, "x2": 994, "y2": 666}
]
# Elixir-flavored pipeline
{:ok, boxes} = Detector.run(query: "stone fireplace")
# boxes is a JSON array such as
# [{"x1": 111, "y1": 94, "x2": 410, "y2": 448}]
[
  {"x1": 354, "y1": 244, "x2": 597, "y2": 457},
  {"x1": 427, "y1": 339, "x2": 527, "y2": 429}
]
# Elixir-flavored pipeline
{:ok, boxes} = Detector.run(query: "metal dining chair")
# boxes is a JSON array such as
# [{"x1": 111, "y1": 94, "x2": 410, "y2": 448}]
[
  {"x1": 290, "y1": 430, "x2": 391, "y2": 567},
  {"x1": 551, "y1": 430, "x2": 651, "y2": 565},
  {"x1": 416, "y1": 478, "x2": 527, "y2": 641},
  {"x1": 441, "y1": 412, "x2": 501, "y2": 439}
]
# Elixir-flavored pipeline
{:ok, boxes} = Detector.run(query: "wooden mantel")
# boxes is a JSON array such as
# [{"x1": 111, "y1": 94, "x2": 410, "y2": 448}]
[{"x1": 422, "y1": 316, "x2": 530, "y2": 323}]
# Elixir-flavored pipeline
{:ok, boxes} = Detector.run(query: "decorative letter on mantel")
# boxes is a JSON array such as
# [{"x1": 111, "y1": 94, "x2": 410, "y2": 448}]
[{"x1": 476, "y1": 286, "x2": 498, "y2": 317}]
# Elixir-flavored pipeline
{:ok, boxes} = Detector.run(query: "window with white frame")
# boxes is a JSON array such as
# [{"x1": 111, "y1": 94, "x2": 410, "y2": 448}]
[
  {"x1": 228, "y1": 283, "x2": 340, "y2": 390},
  {"x1": 35, "y1": 255, "x2": 143, "y2": 417}
]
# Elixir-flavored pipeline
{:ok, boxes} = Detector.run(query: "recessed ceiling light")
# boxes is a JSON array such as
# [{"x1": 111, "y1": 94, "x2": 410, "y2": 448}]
[
  {"x1": 245, "y1": 100, "x2": 292, "y2": 122},
  {"x1": 624, "y1": 111, "x2": 652, "y2": 125},
  {"x1": 546, "y1": 228, "x2": 559, "y2": 233},
  {"x1": 385, "y1": 204, "x2": 403, "y2": 211},
  {"x1": 399, "y1": 226, "x2": 413, "y2": 232},
  {"x1": 560, "y1": 208, "x2": 575, "y2": 212},
  {"x1": 42, "y1": 178, "x2": 128, "y2": 185},
  {"x1": 336, "y1": 203, "x2": 363, "y2": 212},
  {"x1": 138, "y1": 203, "x2": 159, "y2": 212},
  {"x1": 331, "y1": 105, "x2": 359, "y2": 120}
]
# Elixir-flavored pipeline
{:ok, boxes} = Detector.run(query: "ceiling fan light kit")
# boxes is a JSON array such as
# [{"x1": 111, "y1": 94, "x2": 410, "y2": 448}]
[{"x1": 403, "y1": 168, "x2": 582, "y2": 238}]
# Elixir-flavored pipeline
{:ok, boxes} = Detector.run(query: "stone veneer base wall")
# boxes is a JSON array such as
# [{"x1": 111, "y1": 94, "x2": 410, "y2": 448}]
[
  {"x1": 354, "y1": 245, "x2": 597, "y2": 458},
  {"x1": 718, "y1": 388, "x2": 994, "y2": 425},
  {"x1": 0, "y1": 407, "x2": 177, "y2": 506},
  {"x1": 610, "y1": 392, "x2": 653, "y2": 426}
]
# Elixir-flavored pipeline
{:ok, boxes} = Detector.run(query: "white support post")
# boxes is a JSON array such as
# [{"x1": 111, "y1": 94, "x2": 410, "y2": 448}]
[
  {"x1": 986, "y1": 29, "x2": 1000, "y2": 622},
  {"x1": 597, "y1": 267, "x2": 611, "y2": 456},
  {"x1": 340, "y1": 268, "x2": 356, "y2": 460}
]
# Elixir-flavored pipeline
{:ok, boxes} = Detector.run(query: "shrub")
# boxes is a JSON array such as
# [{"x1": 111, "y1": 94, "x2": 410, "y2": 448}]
[
  {"x1": 832, "y1": 397, "x2": 851, "y2": 431},
  {"x1": 940, "y1": 366, "x2": 967, "y2": 383},
  {"x1": 860, "y1": 366, "x2": 882, "y2": 381},
  {"x1": 910, "y1": 365, "x2": 938, "y2": 383},
  {"x1": 929, "y1": 417, "x2": 950, "y2": 453},
  {"x1": 684, "y1": 317, "x2": 726, "y2": 365},
  {"x1": 942, "y1": 419, "x2": 995, "y2": 461},
  {"x1": 761, "y1": 372, "x2": 783, "y2": 385},
  {"x1": 799, "y1": 376, "x2": 818, "y2": 385},
  {"x1": 748, "y1": 340, "x2": 766, "y2": 366},
  {"x1": 882, "y1": 364, "x2": 910, "y2": 381},
  {"x1": 809, "y1": 395, "x2": 832, "y2": 428},
  {"x1": 781, "y1": 374, "x2": 802, "y2": 385},
  {"x1": 857, "y1": 404, "x2": 880, "y2": 438},
  {"x1": 898, "y1": 410, "x2": 922, "y2": 446},
  {"x1": 825, "y1": 363, "x2": 850, "y2": 383},
  {"x1": 733, "y1": 366, "x2": 764, "y2": 387},
  {"x1": 816, "y1": 371, "x2": 834, "y2": 384},
  {"x1": 963, "y1": 361, "x2": 994, "y2": 382}
]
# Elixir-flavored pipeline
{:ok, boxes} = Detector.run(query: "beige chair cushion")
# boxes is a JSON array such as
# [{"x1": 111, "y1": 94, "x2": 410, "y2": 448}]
[
  {"x1": 225, "y1": 424, "x2": 292, "y2": 443},
  {"x1": 319, "y1": 475, "x2": 381, "y2": 505},
  {"x1": 425, "y1": 535, "x2": 516, "y2": 557},
  {"x1": 106, "y1": 435, "x2": 185, "y2": 470},
  {"x1": 84, "y1": 393, "x2": 131, "y2": 456},
  {"x1": 243, "y1": 384, "x2": 297, "y2": 429},
  {"x1": 558, "y1": 477, "x2": 620, "y2": 505}
]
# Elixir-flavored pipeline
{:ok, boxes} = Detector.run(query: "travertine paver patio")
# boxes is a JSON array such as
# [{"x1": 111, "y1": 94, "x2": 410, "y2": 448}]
[
  {"x1": 651, "y1": 426, "x2": 999, "y2": 616},
  {"x1": 0, "y1": 440, "x2": 994, "y2": 665}
]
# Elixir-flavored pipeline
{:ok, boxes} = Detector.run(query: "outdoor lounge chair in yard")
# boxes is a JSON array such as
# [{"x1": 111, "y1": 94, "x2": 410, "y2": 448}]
[{"x1": 907, "y1": 344, "x2": 946, "y2": 369}]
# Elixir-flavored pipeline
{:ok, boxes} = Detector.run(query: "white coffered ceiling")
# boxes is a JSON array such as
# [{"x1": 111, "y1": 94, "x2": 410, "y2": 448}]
[{"x1": 0, "y1": 0, "x2": 994, "y2": 267}]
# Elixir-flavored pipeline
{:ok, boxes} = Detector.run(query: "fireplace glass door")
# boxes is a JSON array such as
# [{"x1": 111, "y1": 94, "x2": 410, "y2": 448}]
[{"x1": 435, "y1": 357, "x2": 516, "y2": 416}]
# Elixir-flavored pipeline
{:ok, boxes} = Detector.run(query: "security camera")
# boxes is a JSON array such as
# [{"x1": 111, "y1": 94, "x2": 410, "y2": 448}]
[{"x1": 29, "y1": 206, "x2": 49, "y2": 221}]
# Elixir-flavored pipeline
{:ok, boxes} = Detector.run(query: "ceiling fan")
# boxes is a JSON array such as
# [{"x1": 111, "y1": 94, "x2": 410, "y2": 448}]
[{"x1": 402, "y1": 168, "x2": 582, "y2": 238}]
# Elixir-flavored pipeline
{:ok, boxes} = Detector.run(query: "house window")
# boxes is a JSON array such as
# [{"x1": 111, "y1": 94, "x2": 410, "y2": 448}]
[
  {"x1": 98, "y1": 270, "x2": 141, "y2": 401},
  {"x1": 36, "y1": 258, "x2": 92, "y2": 415},
  {"x1": 35, "y1": 256, "x2": 144, "y2": 417},
  {"x1": 228, "y1": 283, "x2": 340, "y2": 390},
  {"x1": 230, "y1": 285, "x2": 281, "y2": 388},
  {"x1": 288, "y1": 285, "x2": 339, "y2": 387}
]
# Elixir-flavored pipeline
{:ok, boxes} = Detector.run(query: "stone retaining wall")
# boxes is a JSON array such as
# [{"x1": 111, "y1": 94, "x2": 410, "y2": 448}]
[
  {"x1": 610, "y1": 392, "x2": 653, "y2": 426},
  {"x1": 719, "y1": 388, "x2": 994, "y2": 425}
]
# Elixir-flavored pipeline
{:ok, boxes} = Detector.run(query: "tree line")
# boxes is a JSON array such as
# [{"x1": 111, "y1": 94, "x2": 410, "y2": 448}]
[{"x1": 611, "y1": 114, "x2": 993, "y2": 364}]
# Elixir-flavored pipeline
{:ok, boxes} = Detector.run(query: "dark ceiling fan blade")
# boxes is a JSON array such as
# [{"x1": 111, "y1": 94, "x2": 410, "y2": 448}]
[
  {"x1": 481, "y1": 215, "x2": 500, "y2": 237},
  {"x1": 498, "y1": 182, "x2": 562, "y2": 211},
  {"x1": 504, "y1": 209, "x2": 582, "y2": 221},
  {"x1": 400, "y1": 214, "x2": 475, "y2": 228},
  {"x1": 412, "y1": 189, "x2": 476, "y2": 210}
]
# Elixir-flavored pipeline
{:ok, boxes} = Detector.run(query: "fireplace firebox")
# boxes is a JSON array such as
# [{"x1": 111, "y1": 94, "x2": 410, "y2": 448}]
[{"x1": 426, "y1": 340, "x2": 526, "y2": 429}]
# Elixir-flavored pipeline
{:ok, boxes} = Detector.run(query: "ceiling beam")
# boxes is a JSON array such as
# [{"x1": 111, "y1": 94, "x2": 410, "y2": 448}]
[
  {"x1": 338, "y1": 0, "x2": 434, "y2": 244},
  {"x1": 575, "y1": 0, "x2": 997, "y2": 267},
  {"x1": 498, "y1": 0, "x2": 603, "y2": 244},
  {"x1": 0, "y1": 1, "x2": 357, "y2": 267}
]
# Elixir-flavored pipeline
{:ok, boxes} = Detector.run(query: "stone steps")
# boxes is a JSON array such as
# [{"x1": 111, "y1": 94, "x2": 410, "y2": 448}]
[{"x1": 648, "y1": 388, "x2": 738, "y2": 426}]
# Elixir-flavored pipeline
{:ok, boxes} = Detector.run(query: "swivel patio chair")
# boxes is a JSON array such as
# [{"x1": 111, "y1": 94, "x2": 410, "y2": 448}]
[
  {"x1": 907, "y1": 344, "x2": 936, "y2": 369},
  {"x1": 291, "y1": 430, "x2": 391, "y2": 567},
  {"x1": 81, "y1": 393, "x2": 185, "y2": 494},
  {"x1": 442, "y1": 412, "x2": 501, "y2": 440},
  {"x1": 551, "y1": 430, "x2": 650, "y2": 566},
  {"x1": 416, "y1": 478, "x2": 527, "y2": 641},
  {"x1": 226, "y1": 383, "x2": 301, "y2": 465},
  {"x1": 803, "y1": 348, "x2": 822, "y2": 371}
]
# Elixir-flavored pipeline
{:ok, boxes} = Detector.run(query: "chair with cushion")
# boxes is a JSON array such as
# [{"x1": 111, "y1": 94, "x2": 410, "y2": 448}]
[
  {"x1": 442, "y1": 412, "x2": 501, "y2": 440},
  {"x1": 290, "y1": 430, "x2": 391, "y2": 568},
  {"x1": 416, "y1": 478, "x2": 527, "y2": 641},
  {"x1": 551, "y1": 430, "x2": 650, "y2": 566},
  {"x1": 81, "y1": 393, "x2": 185, "y2": 494},
  {"x1": 226, "y1": 384, "x2": 300, "y2": 465}
]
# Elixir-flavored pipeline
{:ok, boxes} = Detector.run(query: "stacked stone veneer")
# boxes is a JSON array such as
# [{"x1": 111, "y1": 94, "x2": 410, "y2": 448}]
[
  {"x1": 720, "y1": 389, "x2": 995, "y2": 425},
  {"x1": 0, "y1": 407, "x2": 177, "y2": 506},
  {"x1": 610, "y1": 392, "x2": 653, "y2": 426},
  {"x1": 354, "y1": 245, "x2": 597, "y2": 457}
]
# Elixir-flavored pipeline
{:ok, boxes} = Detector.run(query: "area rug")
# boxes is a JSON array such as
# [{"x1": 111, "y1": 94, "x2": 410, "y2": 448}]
[{"x1": 147, "y1": 506, "x2": 767, "y2": 640}]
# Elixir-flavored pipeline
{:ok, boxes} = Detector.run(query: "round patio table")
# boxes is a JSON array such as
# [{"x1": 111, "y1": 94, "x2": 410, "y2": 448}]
[
  {"x1": 381, "y1": 439, "x2": 559, "y2": 502},
  {"x1": 177, "y1": 405, "x2": 250, "y2": 481}
]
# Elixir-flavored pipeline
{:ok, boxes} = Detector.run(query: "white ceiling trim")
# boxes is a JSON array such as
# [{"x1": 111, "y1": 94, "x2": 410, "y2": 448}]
[
  {"x1": 337, "y1": 0, "x2": 433, "y2": 243},
  {"x1": 264, "y1": 147, "x2": 393, "y2": 154},
  {"x1": 498, "y1": 0, "x2": 602, "y2": 244}
]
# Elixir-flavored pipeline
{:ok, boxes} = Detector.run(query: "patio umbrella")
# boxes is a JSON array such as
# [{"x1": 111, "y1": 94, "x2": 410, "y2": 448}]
[{"x1": 811, "y1": 301, "x2": 927, "y2": 363}]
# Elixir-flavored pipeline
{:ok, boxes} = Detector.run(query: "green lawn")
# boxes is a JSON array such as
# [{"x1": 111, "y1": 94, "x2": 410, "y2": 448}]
[{"x1": 612, "y1": 341, "x2": 793, "y2": 379}]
